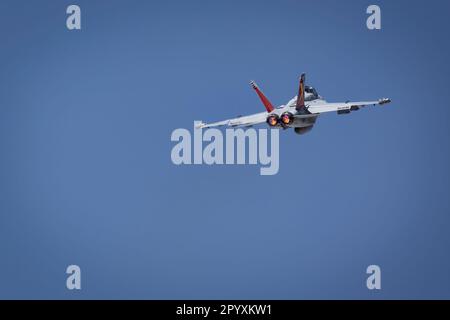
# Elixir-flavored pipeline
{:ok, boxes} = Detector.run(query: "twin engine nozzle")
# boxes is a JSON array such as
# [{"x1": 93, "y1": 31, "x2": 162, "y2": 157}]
[{"x1": 266, "y1": 112, "x2": 294, "y2": 127}]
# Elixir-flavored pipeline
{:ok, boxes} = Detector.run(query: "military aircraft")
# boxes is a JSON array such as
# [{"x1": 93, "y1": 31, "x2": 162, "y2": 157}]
[{"x1": 196, "y1": 73, "x2": 391, "y2": 135}]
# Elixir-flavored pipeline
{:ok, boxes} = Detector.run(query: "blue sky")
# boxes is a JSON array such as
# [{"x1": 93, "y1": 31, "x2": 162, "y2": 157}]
[{"x1": 0, "y1": 0, "x2": 449, "y2": 299}]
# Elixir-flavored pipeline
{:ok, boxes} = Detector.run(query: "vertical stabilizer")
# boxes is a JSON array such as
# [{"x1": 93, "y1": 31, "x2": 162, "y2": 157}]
[{"x1": 250, "y1": 81, "x2": 275, "y2": 113}]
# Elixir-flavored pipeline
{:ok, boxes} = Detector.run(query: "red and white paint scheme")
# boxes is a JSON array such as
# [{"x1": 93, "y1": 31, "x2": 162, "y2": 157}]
[{"x1": 197, "y1": 73, "x2": 391, "y2": 135}]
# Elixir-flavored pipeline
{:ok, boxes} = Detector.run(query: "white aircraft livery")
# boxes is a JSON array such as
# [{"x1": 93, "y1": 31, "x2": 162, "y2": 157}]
[{"x1": 197, "y1": 73, "x2": 391, "y2": 135}]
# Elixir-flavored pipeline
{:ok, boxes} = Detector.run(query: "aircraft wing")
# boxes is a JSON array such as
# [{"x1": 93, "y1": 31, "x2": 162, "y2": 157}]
[
  {"x1": 196, "y1": 112, "x2": 268, "y2": 129},
  {"x1": 308, "y1": 98, "x2": 391, "y2": 114}
]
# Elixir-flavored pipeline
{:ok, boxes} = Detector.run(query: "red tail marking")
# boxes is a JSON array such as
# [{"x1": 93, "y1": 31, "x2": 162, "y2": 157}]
[
  {"x1": 296, "y1": 73, "x2": 306, "y2": 111},
  {"x1": 250, "y1": 81, "x2": 275, "y2": 113}
]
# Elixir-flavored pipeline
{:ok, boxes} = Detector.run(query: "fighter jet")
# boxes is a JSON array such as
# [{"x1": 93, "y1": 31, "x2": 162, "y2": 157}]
[{"x1": 196, "y1": 74, "x2": 391, "y2": 135}]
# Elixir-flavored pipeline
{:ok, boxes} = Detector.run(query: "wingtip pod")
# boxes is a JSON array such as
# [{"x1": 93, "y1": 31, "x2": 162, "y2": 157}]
[
  {"x1": 195, "y1": 122, "x2": 206, "y2": 129},
  {"x1": 379, "y1": 98, "x2": 391, "y2": 105}
]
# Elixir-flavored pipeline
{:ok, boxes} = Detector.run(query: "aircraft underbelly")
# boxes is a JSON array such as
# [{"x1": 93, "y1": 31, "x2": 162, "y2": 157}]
[{"x1": 290, "y1": 115, "x2": 318, "y2": 128}]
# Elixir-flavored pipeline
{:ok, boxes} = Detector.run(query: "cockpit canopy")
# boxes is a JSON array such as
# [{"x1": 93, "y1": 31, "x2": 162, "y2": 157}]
[
  {"x1": 305, "y1": 86, "x2": 319, "y2": 101},
  {"x1": 283, "y1": 85, "x2": 321, "y2": 108}
]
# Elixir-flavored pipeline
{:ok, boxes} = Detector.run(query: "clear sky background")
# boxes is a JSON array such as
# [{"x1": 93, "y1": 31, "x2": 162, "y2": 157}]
[{"x1": 0, "y1": 0, "x2": 449, "y2": 299}]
